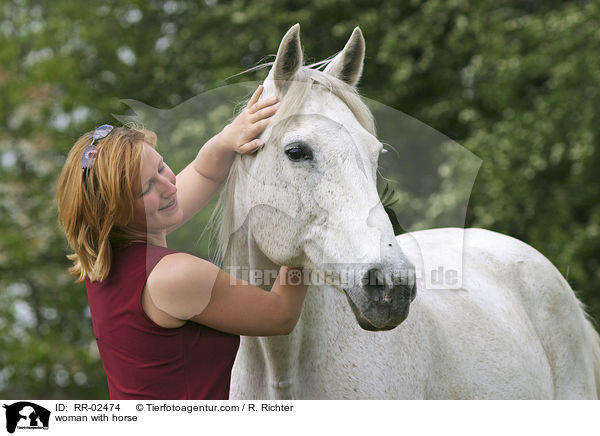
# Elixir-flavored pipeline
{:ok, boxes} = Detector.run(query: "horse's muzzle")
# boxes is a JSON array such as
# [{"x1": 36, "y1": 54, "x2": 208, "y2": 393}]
[{"x1": 343, "y1": 265, "x2": 416, "y2": 331}]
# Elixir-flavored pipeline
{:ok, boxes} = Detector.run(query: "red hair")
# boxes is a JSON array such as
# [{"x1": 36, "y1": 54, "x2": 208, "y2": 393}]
[{"x1": 56, "y1": 126, "x2": 157, "y2": 282}]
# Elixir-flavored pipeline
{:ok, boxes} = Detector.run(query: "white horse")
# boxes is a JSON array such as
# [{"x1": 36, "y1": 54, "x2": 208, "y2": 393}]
[{"x1": 217, "y1": 24, "x2": 600, "y2": 399}]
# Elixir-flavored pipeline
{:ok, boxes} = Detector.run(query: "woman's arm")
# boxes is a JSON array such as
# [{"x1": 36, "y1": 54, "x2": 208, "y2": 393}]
[
  {"x1": 144, "y1": 253, "x2": 308, "y2": 336},
  {"x1": 167, "y1": 85, "x2": 279, "y2": 233}
]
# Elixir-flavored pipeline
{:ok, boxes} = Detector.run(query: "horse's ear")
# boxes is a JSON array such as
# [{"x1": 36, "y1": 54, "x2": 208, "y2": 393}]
[
  {"x1": 271, "y1": 23, "x2": 303, "y2": 85},
  {"x1": 323, "y1": 27, "x2": 365, "y2": 87}
]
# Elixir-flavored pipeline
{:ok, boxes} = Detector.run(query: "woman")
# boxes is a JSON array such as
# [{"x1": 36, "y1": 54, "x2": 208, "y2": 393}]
[{"x1": 56, "y1": 85, "x2": 308, "y2": 400}]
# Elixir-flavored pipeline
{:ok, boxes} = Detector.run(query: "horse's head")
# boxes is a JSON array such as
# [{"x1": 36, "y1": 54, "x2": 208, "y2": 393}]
[{"x1": 226, "y1": 24, "x2": 416, "y2": 331}]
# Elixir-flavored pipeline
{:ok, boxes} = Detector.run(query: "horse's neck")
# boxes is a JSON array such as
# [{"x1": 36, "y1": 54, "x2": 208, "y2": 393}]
[{"x1": 225, "y1": 220, "x2": 359, "y2": 396}]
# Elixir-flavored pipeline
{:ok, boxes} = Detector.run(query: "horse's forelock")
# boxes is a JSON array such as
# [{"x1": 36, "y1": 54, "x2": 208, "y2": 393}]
[{"x1": 275, "y1": 66, "x2": 375, "y2": 137}]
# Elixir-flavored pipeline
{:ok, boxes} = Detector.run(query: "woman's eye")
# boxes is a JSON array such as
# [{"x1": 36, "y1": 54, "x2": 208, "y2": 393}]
[{"x1": 284, "y1": 142, "x2": 313, "y2": 161}]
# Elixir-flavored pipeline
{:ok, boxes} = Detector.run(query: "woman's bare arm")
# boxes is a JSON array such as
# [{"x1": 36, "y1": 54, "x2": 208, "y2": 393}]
[{"x1": 145, "y1": 253, "x2": 308, "y2": 336}]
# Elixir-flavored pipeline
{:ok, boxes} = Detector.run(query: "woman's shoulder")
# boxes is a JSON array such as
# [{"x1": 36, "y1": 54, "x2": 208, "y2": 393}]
[
  {"x1": 147, "y1": 251, "x2": 216, "y2": 288},
  {"x1": 141, "y1": 249, "x2": 200, "y2": 329},
  {"x1": 145, "y1": 252, "x2": 218, "y2": 322}
]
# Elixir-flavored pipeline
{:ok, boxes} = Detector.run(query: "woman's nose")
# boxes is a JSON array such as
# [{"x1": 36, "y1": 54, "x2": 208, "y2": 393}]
[{"x1": 158, "y1": 175, "x2": 177, "y2": 196}]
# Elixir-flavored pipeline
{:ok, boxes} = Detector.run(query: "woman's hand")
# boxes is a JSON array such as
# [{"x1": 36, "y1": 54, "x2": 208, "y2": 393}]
[{"x1": 219, "y1": 85, "x2": 279, "y2": 154}]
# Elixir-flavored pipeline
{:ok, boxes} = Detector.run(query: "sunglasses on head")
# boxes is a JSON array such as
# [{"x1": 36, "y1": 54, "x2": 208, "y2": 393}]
[{"x1": 81, "y1": 124, "x2": 114, "y2": 180}]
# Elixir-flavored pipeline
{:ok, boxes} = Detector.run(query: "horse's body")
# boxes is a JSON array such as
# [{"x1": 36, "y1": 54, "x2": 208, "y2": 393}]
[
  {"x1": 230, "y1": 227, "x2": 599, "y2": 399},
  {"x1": 220, "y1": 25, "x2": 600, "y2": 399}
]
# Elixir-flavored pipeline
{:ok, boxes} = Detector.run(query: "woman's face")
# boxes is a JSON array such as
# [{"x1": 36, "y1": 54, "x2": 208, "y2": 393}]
[{"x1": 132, "y1": 143, "x2": 182, "y2": 238}]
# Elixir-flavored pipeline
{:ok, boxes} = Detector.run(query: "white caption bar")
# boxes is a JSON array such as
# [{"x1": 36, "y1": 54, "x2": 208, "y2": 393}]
[{"x1": 0, "y1": 400, "x2": 597, "y2": 435}]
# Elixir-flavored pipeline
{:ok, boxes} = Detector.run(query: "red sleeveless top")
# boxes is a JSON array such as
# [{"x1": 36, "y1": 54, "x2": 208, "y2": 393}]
[{"x1": 85, "y1": 242, "x2": 240, "y2": 400}]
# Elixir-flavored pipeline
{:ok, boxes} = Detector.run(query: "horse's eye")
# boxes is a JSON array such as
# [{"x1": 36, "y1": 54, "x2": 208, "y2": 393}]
[
  {"x1": 284, "y1": 142, "x2": 313, "y2": 161},
  {"x1": 286, "y1": 147, "x2": 306, "y2": 160}
]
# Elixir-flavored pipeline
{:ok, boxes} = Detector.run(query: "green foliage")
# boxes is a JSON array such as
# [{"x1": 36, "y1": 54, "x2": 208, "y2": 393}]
[{"x1": 1, "y1": 0, "x2": 598, "y2": 398}]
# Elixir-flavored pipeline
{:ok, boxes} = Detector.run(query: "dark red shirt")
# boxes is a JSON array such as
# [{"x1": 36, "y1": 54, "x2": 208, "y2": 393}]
[{"x1": 85, "y1": 242, "x2": 240, "y2": 400}]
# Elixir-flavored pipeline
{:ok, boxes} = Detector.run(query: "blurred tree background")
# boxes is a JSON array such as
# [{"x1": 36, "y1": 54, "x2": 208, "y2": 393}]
[{"x1": 1, "y1": 0, "x2": 599, "y2": 398}]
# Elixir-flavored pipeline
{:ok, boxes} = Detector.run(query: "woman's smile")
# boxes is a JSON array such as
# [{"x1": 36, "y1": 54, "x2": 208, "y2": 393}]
[{"x1": 159, "y1": 196, "x2": 177, "y2": 212}]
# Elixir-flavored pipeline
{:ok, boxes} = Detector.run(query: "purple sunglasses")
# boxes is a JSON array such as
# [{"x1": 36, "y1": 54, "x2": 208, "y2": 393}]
[{"x1": 81, "y1": 124, "x2": 114, "y2": 179}]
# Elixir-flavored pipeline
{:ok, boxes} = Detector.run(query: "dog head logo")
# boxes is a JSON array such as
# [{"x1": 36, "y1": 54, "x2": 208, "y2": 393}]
[{"x1": 2, "y1": 402, "x2": 50, "y2": 433}]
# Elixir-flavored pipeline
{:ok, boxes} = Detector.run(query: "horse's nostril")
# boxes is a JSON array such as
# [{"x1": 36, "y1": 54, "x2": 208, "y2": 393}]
[
  {"x1": 362, "y1": 268, "x2": 388, "y2": 302},
  {"x1": 362, "y1": 268, "x2": 385, "y2": 286},
  {"x1": 361, "y1": 267, "x2": 415, "y2": 302}
]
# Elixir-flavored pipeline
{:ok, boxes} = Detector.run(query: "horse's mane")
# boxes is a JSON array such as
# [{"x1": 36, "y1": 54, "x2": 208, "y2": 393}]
[{"x1": 208, "y1": 62, "x2": 376, "y2": 267}]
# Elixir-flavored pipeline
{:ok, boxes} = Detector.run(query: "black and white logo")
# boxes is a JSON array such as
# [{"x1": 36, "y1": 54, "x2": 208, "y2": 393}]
[{"x1": 2, "y1": 402, "x2": 50, "y2": 434}]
